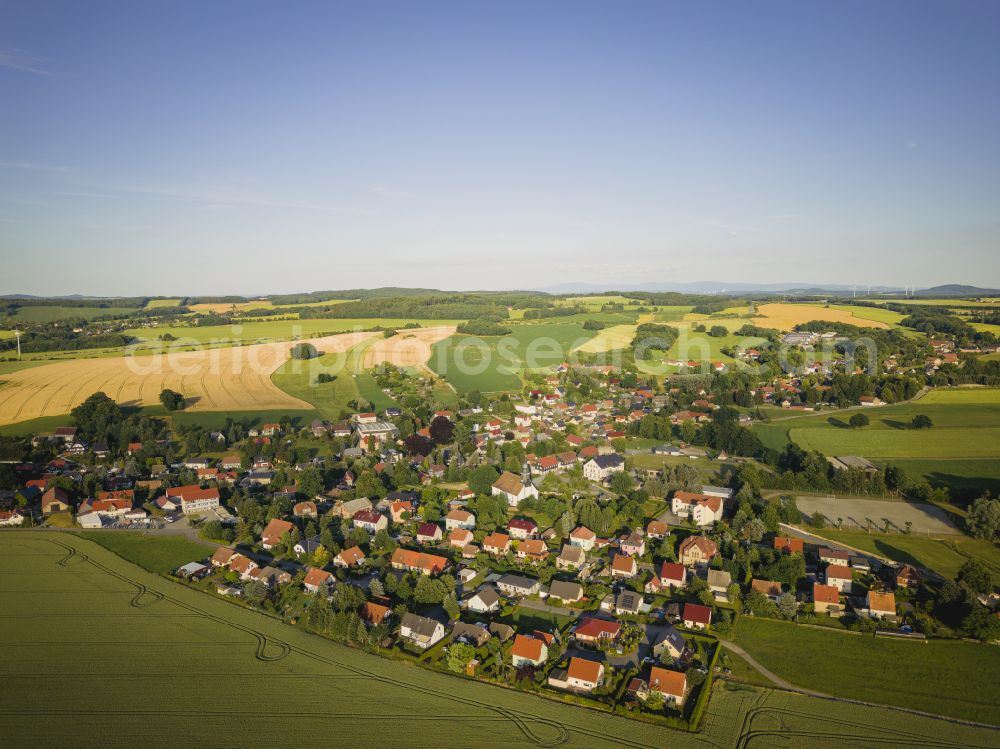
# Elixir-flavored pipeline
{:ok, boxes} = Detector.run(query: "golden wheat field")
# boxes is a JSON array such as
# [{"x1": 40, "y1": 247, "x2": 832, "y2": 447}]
[
  {"x1": 0, "y1": 331, "x2": 376, "y2": 426},
  {"x1": 572, "y1": 324, "x2": 637, "y2": 353},
  {"x1": 751, "y1": 302, "x2": 889, "y2": 331},
  {"x1": 360, "y1": 326, "x2": 457, "y2": 368}
]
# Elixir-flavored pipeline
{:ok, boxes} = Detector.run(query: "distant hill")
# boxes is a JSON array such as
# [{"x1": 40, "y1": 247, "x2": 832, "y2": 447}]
[{"x1": 913, "y1": 284, "x2": 1000, "y2": 297}]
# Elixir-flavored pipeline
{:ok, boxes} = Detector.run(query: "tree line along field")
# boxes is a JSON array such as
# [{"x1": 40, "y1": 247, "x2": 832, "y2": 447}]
[
  {"x1": 731, "y1": 617, "x2": 1000, "y2": 725},
  {"x1": 0, "y1": 532, "x2": 700, "y2": 749},
  {"x1": 0, "y1": 331, "x2": 375, "y2": 427},
  {"x1": 2, "y1": 533, "x2": 995, "y2": 749},
  {"x1": 429, "y1": 323, "x2": 599, "y2": 393}
]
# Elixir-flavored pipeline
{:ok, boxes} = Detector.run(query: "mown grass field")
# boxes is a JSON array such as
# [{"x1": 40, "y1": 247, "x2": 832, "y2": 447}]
[
  {"x1": 145, "y1": 298, "x2": 183, "y2": 308},
  {"x1": 804, "y1": 528, "x2": 1000, "y2": 586},
  {"x1": 790, "y1": 425, "x2": 1000, "y2": 459},
  {"x1": 572, "y1": 324, "x2": 637, "y2": 354},
  {"x1": 430, "y1": 323, "x2": 596, "y2": 393},
  {"x1": 732, "y1": 617, "x2": 1000, "y2": 724},
  {"x1": 0, "y1": 532, "x2": 711, "y2": 749},
  {"x1": 76, "y1": 531, "x2": 212, "y2": 573},
  {"x1": 827, "y1": 303, "x2": 907, "y2": 325},
  {"x1": 890, "y1": 458, "x2": 1000, "y2": 498}
]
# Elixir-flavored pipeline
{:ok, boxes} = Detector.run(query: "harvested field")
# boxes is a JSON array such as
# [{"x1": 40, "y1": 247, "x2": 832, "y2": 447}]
[
  {"x1": 187, "y1": 300, "x2": 273, "y2": 314},
  {"x1": 360, "y1": 326, "x2": 457, "y2": 369},
  {"x1": 751, "y1": 302, "x2": 890, "y2": 331},
  {"x1": 0, "y1": 331, "x2": 375, "y2": 426},
  {"x1": 571, "y1": 324, "x2": 637, "y2": 354}
]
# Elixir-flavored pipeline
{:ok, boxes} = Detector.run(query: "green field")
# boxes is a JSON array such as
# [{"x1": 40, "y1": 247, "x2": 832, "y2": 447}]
[
  {"x1": 703, "y1": 681, "x2": 1000, "y2": 749},
  {"x1": 145, "y1": 298, "x2": 183, "y2": 308},
  {"x1": 272, "y1": 337, "x2": 397, "y2": 419},
  {"x1": 430, "y1": 323, "x2": 596, "y2": 393},
  {"x1": 791, "y1": 425, "x2": 1000, "y2": 459},
  {"x1": 732, "y1": 617, "x2": 1000, "y2": 724},
  {"x1": 9, "y1": 305, "x2": 138, "y2": 323},
  {"x1": 891, "y1": 458, "x2": 1000, "y2": 498},
  {"x1": 0, "y1": 532, "x2": 701, "y2": 749},
  {"x1": 919, "y1": 387, "x2": 1000, "y2": 404},
  {"x1": 76, "y1": 532, "x2": 212, "y2": 573}
]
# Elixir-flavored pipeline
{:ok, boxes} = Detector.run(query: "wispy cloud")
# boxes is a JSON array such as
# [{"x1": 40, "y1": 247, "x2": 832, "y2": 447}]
[
  {"x1": 371, "y1": 185, "x2": 409, "y2": 198},
  {"x1": 0, "y1": 48, "x2": 50, "y2": 76}
]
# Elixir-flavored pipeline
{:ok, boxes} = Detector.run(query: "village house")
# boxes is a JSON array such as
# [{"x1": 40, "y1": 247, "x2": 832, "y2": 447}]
[
  {"x1": 825, "y1": 564, "x2": 853, "y2": 594},
  {"x1": 818, "y1": 547, "x2": 850, "y2": 565},
  {"x1": 652, "y1": 624, "x2": 689, "y2": 661},
  {"x1": 448, "y1": 528, "x2": 473, "y2": 548},
  {"x1": 648, "y1": 666, "x2": 687, "y2": 706},
  {"x1": 41, "y1": 487, "x2": 71, "y2": 515},
  {"x1": 582, "y1": 454, "x2": 625, "y2": 482},
  {"x1": 659, "y1": 562, "x2": 687, "y2": 589},
  {"x1": 682, "y1": 602, "x2": 711, "y2": 630},
  {"x1": 774, "y1": 536, "x2": 804, "y2": 554},
  {"x1": 751, "y1": 579, "x2": 783, "y2": 602},
  {"x1": 261, "y1": 518, "x2": 295, "y2": 550},
  {"x1": 866, "y1": 590, "x2": 897, "y2": 620},
  {"x1": 293, "y1": 501, "x2": 318, "y2": 518},
  {"x1": 619, "y1": 532, "x2": 645, "y2": 557},
  {"x1": 333, "y1": 545, "x2": 366, "y2": 569},
  {"x1": 548, "y1": 580, "x2": 584, "y2": 604},
  {"x1": 610, "y1": 553, "x2": 637, "y2": 579},
  {"x1": 812, "y1": 583, "x2": 843, "y2": 616},
  {"x1": 444, "y1": 508, "x2": 475, "y2": 531},
  {"x1": 416, "y1": 522, "x2": 443, "y2": 544},
  {"x1": 303, "y1": 567, "x2": 335, "y2": 594},
  {"x1": 465, "y1": 586, "x2": 501, "y2": 614},
  {"x1": 706, "y1": 569, "x2": 732, "y2": 601},
  {"x1": 507, "y1": 517, "x2": 538, "y2": 540},
  {"x1": 491, "y1": 471, "x2": 539, "y2": 507},
  {"x1": 556, "y1": 544, "x2": 586, "y2": 570},
  {"x1": 569, "y1": 526, "x2": 597, "y2": 551},
  {"x1": 229, "y1": 554, "x2": 259, "y2": 580},
  {"x1": 671, "y1": 491, "x2": 723, "y2": 527},
  {"x1": 511, "y1": 634, "x2": 548, "y2": 668},
  {"x1": 895, "y1": 564, "x2": 922, "y2": 589},
  {"x1": 390, "y1": 548, "x2": 449, "y2": 576},
  {"x1": 399, "y1": 613, "x2": 446, "y2": 649},
  {"x1": 574, "y1": 617, "x2": 621, "y2": 645},
  {"x1": 352, "y1": 509, "x2": 388, "y2": 534},
  {"x1": 483, "y1": 532, "x2": 512, "y2": 556},
  {"x1": 496, "y1": 573, "x2": 541, "y2": 598},
  {"x1": 165, "y1": 485, "x2": 221, "y2": 515},
  {"x1": 517, "y1": 539, "x2": 549, "y2": 563},
  {"x1": 678, "y1": 536, "x2": 718, "y2": 567},
  {"x1": 361, "y1": 600, "x2": 393, "y2": 627},
  {"x1": 564, "y1": 657, "x2": 604, "y2": 692}
]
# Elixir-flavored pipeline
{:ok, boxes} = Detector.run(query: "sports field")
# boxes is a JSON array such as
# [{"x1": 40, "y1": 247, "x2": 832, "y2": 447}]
[
  {"x1": 793, "y1": 494, "x2": 960, "y2": 535},
  {"x1": 429, "y1": 323, "x2": 596, "y2": 393},
  {"x1": 0, "y1": 331, "x2": 375, "y2": 426},
  {"x1": 0, "y1": 532, "x2": 692, "y2": 749},
  {"x1": 732, "y1": 617, "x2": 1000, "y2": 724}
]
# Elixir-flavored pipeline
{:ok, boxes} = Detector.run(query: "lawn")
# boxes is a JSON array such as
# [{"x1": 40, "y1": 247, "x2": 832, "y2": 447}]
[
  {"x1": 430, "y1": 323, "x2": 596, "y2": 393},
  {"x1": 732, "y1": 617, "x2": 1000, "y2": 724},
  {"x1": 74, "y1": 531, "x2": 211, "y2": 573},
  {"x1": 0, "y1": 532, "x2": 705, "y2": 749},
  {"x1": 804, "y1": 528, "x2": 1000, "y2": 586}
]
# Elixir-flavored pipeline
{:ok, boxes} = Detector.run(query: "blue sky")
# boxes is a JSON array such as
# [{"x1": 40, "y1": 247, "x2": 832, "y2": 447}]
[{"x1": 1, "y1": 1, "x2": 998, "y2": 295}]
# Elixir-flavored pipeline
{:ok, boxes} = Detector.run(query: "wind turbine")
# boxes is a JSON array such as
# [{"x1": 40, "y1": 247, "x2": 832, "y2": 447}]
[{"x1": 14, "y1": 329, "x2": 21, "y2": 360}]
